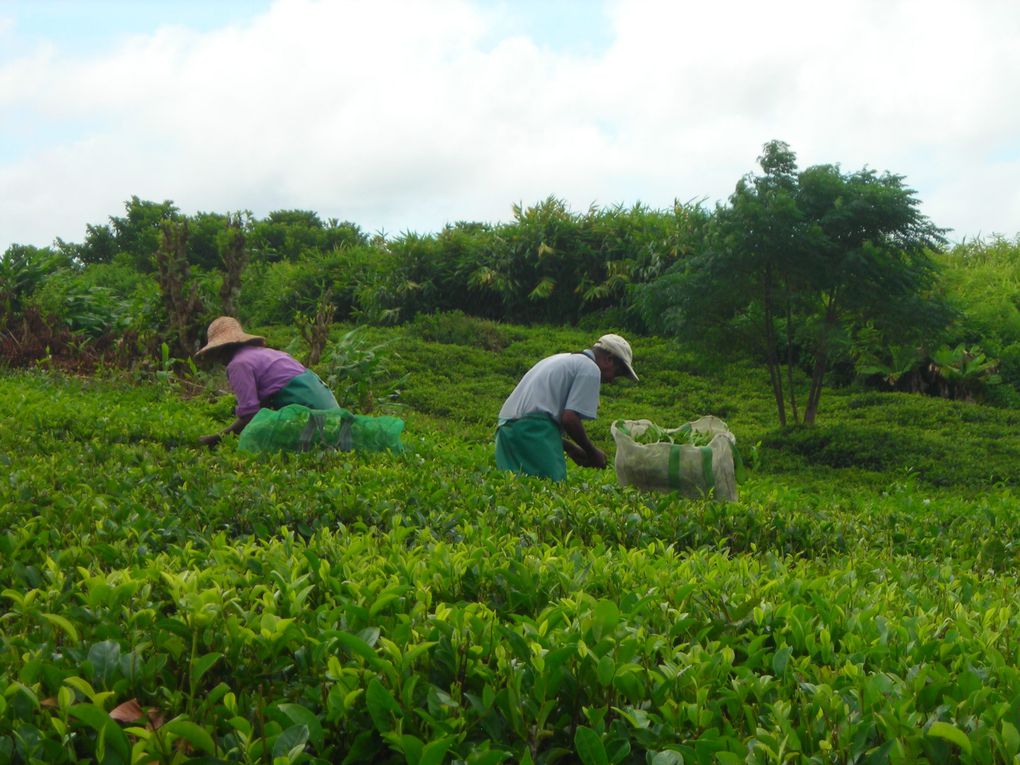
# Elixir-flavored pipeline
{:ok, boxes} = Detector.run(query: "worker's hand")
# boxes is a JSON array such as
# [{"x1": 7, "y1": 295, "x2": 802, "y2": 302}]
[
  {"x1": 199, "y1": 433, "x2": 222, "y2": 447},
  {"x1": 563, "y1": 440, "x2": 587, "y2": 465},
  {"x1": 565, "y1": 439, "x2": 607, "y2": 469},
  {"x1": 585, "y1": 447, "x2": 608, "y2": 469}
]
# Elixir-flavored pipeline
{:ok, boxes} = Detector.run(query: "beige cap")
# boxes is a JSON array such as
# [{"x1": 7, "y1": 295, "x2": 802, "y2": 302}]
[
  {"x1": 196, "y1": 316, "x2": 265, "y2": 356},
  {"x1": 594, "y1": 333, "x2": 638, "y2": 381}
]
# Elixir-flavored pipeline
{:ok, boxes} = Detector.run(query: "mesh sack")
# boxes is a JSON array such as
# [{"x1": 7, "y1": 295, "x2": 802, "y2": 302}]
[
  {"x1": 238, "y1": 404, "x2": 404, "y2": 454},
  {"x1": 611, "y1": 415, "x2": 739, "y2": 501}
]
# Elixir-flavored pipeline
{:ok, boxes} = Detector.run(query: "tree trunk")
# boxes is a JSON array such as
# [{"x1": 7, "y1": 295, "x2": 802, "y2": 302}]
[
  {"x1": 784, "y1": 290, "x2": 799, "y2": 424},
  {"x1": 804, "y1": 350, "x2": 827, "y2": 425},
  {"x1": 803, "y1": 296, "x2": 838, "y2": 424},
  {"x1": 762, "y1": 268, "x2": 786, "y2": 426}
]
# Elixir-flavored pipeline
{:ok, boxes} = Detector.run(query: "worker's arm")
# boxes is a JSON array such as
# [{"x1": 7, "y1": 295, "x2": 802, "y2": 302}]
[
  {"x1": 199, "y1": 413, "x2": 254, "y2": 446},
  {"x1": 560, "y1": 409, "x2": 607, "y2": 469}
]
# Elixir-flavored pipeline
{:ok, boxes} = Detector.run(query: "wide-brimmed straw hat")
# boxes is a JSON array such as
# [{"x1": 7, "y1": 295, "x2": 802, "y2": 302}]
[
  {"x1": 594, "y1": 333, "x2": 638, "y2": 381},
  {"x1": 196, "y1": 316, "x2": 265, "y2": 356}
]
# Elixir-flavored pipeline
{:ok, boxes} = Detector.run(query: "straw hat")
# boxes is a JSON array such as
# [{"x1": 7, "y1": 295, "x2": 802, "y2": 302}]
[
  {"x1": 196, "y1": 316, "x2": 265, "y2": 356},
  {"x1": 594, "y1": 333, "x2": 638, "y2": 381}
]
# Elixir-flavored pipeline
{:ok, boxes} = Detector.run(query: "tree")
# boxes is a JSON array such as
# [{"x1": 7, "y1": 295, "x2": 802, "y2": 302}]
[
  {"x1": 793, "y1": 162, "x2": 949, "y2": 421},
  {"x1": 188, "y1": 211, "x2": 232, "y2": 271},
  {"x1": 153, "y1": 221, "x2": 205, "y2": 357},
  {"x1": 217, "y1": 212, "x2": 250, "y2": 316},
  {"x1": 249, "y1": 209, "x2": 326, "y2": 261},
  {"x1": 639, "y1": 140, "x2": 949, "y2": 425},
  {"x1": 77, "y1": 223, "x2": 119, "y2": 265},
  {"x1": 112, "y1": 197, "x2": 181, "y2": 272}
]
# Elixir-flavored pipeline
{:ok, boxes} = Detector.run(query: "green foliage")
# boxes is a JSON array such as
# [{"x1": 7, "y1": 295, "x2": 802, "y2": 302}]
[
  {"x1": 248, "y1": 209, "x2": 368, "y2": 262},
  {"x1": 929, "y1": 343, "x2": 1001, "y2": 401},
  {"x1": 639, "y1": 140, "x2": 950, "y2": 425},
  {"x1": 0, "y1": 246, "x2": 147, "y2": 368},
  {"x1": 240, "y1": 244, "x2": 400, "y2": 327},
  {"x1": 318, "y1": 327, "x2": 408, "y2": 412},
  {"x1": 851, "y1": 322, "x2": 926, "y2": 389},
  {"x1": 937, "y1": 234, "x2": 1020, "y2": 387},
  {"x1": 762, "y1": 389, "x2": 1020, "y2": 486},
  {"x1": 409, "y1": 310, "x2": 522, "y2": 352},
  {"x1": 496, "y1": 198, "x2": 708, "y2": 326},
  {"x1": 77, "y1": 221, "x2": 119, "y2": 265},
  {"x1": 153, "y1": 340, "x2": 199, "y2": 388},
  {"x1": 629, "y1": 422, "x2": 714, "y2": 447},
  {"x1": 6, "y1": 191, "x2": 1020, "y2": 416},
  {"x1": 1, "y1": 322, "x2": 1020, "y2": 763},
  {"x1": 0, "y1": 244, "x2": 70, "y2": 321},
  {"x1": 216, "y1": 211, "x2": 250, "y2": 316},
  {"x1": 295, "y1": 287, "x2": 336, "y2": 366},
  {"x1": 380, "y1": 199, "x2": 707, "y2": 328},
  {"x1": 41, "y1": 283, "x2": 130, "y2": 337},
  {"x1": 187, "y1": 210, "x2": 234, "y2": 270},
  {"x1": 110, "y1": 196, "x2": 183, "y2": 272},
  {"x1": 152, "y1": 220, "x2": 207, "y2": 357}
]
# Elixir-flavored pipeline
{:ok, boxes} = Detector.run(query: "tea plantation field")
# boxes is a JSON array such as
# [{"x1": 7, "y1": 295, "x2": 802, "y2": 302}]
[{"x1": 2, "y1": 323, "x2": 1019, "y2": 764}]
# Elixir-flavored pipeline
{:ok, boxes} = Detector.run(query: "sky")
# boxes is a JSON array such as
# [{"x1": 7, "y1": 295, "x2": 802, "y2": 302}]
[{"x1": 1, "y1": 0, "x2": 1019, "y2": 254}]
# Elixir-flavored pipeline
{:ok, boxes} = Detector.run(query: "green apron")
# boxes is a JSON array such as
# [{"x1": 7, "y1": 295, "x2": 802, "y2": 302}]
[
  {"x1": 267, "y1": 370, "x2": 339, "y2": 411},
  {"x1": 495, "y1": 413, "x2": 567, "y2": 481}
]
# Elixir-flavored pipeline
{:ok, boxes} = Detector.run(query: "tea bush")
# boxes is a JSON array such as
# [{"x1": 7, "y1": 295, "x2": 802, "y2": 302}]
[
  {"x1": 1, "y1": 322, "x2": 1019, "y2": 764},
  {"x1": 408, "y1": 311, "x2": 523, "y2": 353}
]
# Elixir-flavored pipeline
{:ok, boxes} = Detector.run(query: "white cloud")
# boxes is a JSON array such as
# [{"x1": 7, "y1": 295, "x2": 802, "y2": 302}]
[{"x1": 2, "y1": 0, "x2": 1019, "y2": 251}]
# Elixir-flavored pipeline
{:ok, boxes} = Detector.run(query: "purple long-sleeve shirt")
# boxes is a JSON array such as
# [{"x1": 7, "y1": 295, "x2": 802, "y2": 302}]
[{"x1": 226, "y1": 345, "x2": 306, "y2": 417}]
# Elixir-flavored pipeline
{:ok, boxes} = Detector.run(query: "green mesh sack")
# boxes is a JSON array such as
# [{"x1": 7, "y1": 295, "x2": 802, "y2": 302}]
[{"x1": 238, "y1": 404, "x2": 404, "y2": 454}]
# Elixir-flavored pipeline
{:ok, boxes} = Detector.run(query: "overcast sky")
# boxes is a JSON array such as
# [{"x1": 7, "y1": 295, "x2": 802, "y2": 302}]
[{"x1": 2, "y1": 0, "x2": 1018, "y2": 254}]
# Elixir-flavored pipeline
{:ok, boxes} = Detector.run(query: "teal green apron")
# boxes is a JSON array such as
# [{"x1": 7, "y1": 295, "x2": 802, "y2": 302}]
[
  {"x1": 495, "y1": 413, "x2": 566, "y2": 481},
  {"x1": 267, "y1": 370, "x2": 339, "y2": 411}
]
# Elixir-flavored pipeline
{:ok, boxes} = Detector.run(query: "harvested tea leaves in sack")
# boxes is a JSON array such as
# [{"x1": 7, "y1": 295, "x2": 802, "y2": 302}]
[{"x1": 611, "y1": 415, "x2": 740, "y2": 501}]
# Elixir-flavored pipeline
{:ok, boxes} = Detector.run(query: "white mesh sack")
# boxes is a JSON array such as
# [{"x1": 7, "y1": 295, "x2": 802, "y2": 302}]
[{"x1": 611, "y1": 415, "x2": 739, "y2": 502}]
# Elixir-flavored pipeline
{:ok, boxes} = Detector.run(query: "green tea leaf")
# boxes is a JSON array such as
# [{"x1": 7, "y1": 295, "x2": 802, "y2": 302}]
[
  {"x1": 392, "y1": 733, "x2": 423, "y2": 764},
  {"x1": 592, "y1": 600, "x2": 620, "y2": 637},
  {"x1": 190, "y1": 652, "x2": 222, "y2": 687},
  {"x1": 928, "y1": 721, "x2": 971, "y2": 754},
  {"x1": 366, "y1": 678, "x2": 400, "y2": 732},
  {"x1": 772, "y1": 646, "x2": 792, "y2": 675},
  {"x1": 467, "y1": 750, "x2": 511, "y2": 765},
  {"x1": 596, "y1": 656, "x2": 615, "y2": 686},
  {"x1": 370, "y1": 592, "x2": 401, "y2": 617},
  {"x1": 163, "y1": 719, "x2": 216, "y2": 754},
  {"x1": 574, "y1": 726, "x2": 609, "y2": 765},
  {"x1": 277, "y1": 702, "x2": 324, "y2": 750},
  {"x1": 420, "y1": 736, "x2": 454, "y2": 765},
  {"x1": 650, "y1": 751, "x2": 685, "y2": 765},
  {"x1": 87, "y1": 640, "x2": 122, "y2": 684},
  {"x1": 272, "y1": 723, "x2": 309, "y2": 760},
  {"x1": 40, "y1": 612, "x2": 79, "y2": 643},
  {"x1": 333, "y1": 630, "x2": 382, "y2": 668},
  {"x1": 1002, "y1": 721, "x2": 1020, "y2": 757},
  {"x1": 69, "y1": 703, "x2": 131, "y2": 761}
]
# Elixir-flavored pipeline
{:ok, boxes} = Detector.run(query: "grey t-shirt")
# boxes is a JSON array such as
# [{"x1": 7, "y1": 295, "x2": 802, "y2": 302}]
[{"x1": 498, "y1": 350, "x2": 601, "y2": 423}]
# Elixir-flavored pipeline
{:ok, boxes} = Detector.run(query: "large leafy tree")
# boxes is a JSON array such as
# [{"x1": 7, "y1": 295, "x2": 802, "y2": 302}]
[
  {"x1": 74, "y1": 197, "x2": 181, "y2": 270},
  {"x1": 639, "y1": 140, "x2": 950, "y2": 424}
]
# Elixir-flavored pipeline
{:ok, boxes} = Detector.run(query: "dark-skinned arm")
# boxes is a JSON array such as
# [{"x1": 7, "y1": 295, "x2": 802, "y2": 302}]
[
  {"x1": 560, "y1": 409, "x2": 607, "y2": 469},
  {"x1": 199, "y1": 413, "x2": 254, "y2": 447}
]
